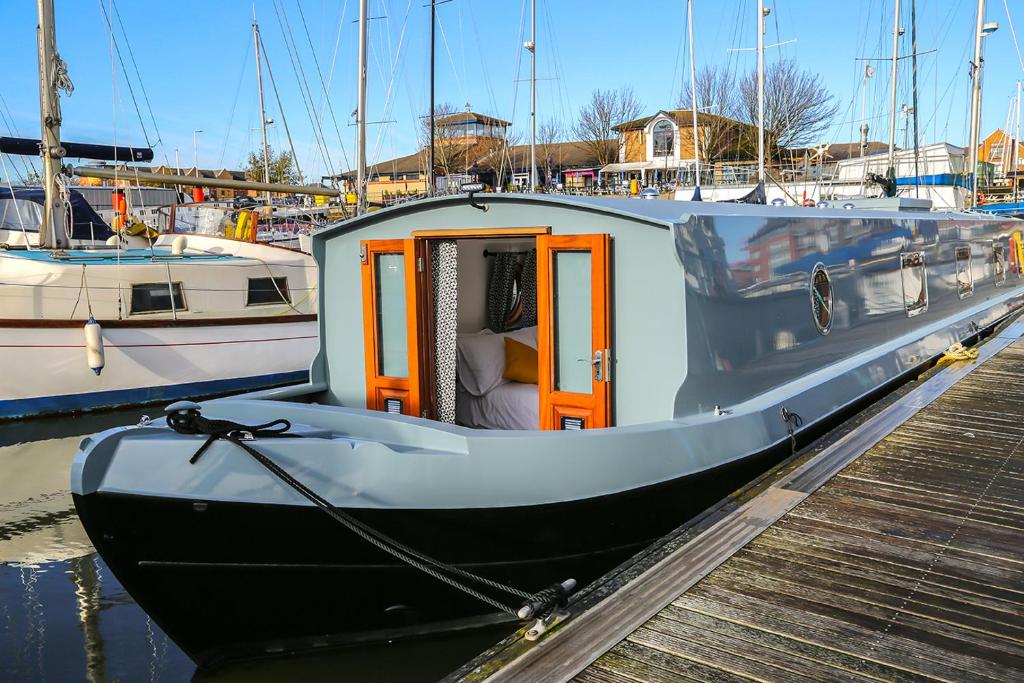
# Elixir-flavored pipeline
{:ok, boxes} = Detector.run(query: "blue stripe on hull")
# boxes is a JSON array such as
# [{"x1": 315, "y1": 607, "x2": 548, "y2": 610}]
[{"x1": 0, "y1": 371, "x2": 308, "y2": 420}]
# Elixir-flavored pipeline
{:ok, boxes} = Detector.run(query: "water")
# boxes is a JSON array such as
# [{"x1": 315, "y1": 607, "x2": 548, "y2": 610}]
[{"x1": 0, "y1": 409, "x2": 505, "y2": 683}]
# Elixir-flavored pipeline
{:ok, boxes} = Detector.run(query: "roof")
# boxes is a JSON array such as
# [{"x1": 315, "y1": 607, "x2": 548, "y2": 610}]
[
  {"x1": 491, "y1": 141, "x2": 607, "y2": 172},
  {"x1": 613, "y1": 109, "x2": 749, "y2": 133},
  {"x1": 435, "y1": 111, "x2": 511, "y2": 128},
  {"x1": 333, "y1": 150, "x2": 428, "y2": 180},
  {"x1": 313, "y1": 193, "x2": 974, "y2": 244},
  {"x1": 807, "y1": 141, "x2": 890, "y2": 161}
]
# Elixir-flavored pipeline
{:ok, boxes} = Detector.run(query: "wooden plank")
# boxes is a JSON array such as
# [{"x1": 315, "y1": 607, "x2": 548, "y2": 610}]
[
  {"x1": 410, "y1": 226, "x2": 550, "y2": 238},
  {"x1": 722, "y1": 552, "x2": 1024, "y2": 641},
  {"x1": 699, "y1": 569, "x2": 1024, "y2": 669},
  {"x1": 653, "y1": 606, "x2": 936, "y2": 683},
  {"x1": 787, "y1": 494, "x2": 1024, "y2": 563},
  {"x1": 750, "y1": 533, "x2": 1024, "y2": 613},
  {"x1": 632, "y1": 615, "x2": 879, "y2": 682},
  {"x1": 673, "y1": 589, "x2": 1014, "y2": 682},
  {"x1": 771, "y1": 516, "x2": 1024, "y2": 593},
  {"x1": 573, "y1": 665, "x2": 646, "y2": 683},
  {"x1": 591, "y1": 641, "x2": 739, "y2": 683}
]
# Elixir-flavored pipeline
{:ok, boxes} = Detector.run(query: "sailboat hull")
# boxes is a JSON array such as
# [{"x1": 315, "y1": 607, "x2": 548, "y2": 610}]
[{"x1": 0, "y1": 319, "x2": 315, "y2": 419}]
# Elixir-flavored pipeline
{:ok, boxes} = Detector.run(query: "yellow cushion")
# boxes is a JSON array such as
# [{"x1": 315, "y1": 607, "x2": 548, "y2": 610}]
[{"x1": 503, "y1": 337, "x2": 538, "y2": 385}]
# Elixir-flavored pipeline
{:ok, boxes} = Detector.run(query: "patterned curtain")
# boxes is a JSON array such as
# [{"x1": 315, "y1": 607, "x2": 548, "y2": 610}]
[
  {"x1": 487, "y1": 250, "x2": 537, "y2": 332},
  {"x1": 432, "y1": 240, "x2": 458, "y2": 423}
]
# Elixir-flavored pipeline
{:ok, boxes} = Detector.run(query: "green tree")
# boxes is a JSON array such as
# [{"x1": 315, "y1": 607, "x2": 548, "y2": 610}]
[{"x1": 244, "y1": 146, "x2": 300, "y2": 185}]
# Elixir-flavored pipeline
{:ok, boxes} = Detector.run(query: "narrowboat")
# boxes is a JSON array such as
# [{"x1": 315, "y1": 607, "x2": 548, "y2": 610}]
[{"x1": 72, "y1": 193, "x2": 1024, "y2": 667}]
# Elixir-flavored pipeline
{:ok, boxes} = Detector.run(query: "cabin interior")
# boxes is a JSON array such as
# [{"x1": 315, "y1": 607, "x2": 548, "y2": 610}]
[{"x1": 358, "y1": 228, "x2": 611, "y2": 432}]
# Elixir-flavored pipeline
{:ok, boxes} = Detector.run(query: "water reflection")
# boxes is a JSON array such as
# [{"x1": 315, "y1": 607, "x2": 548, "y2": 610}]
[{"x1": 0, "y1": 408, "x2": 509, "y2": 682}]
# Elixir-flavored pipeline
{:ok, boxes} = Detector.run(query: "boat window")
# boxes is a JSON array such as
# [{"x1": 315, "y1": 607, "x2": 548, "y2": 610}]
[
  {"x1": 955, "y1": 245, "x2": 973, "y2": 299},
  {"x1": 809, "y1": 264, "x2": 833, "y2": 335},
  {"x1": 553, "y1": 250, "x2": 593, "y2": 393},
  {"x1": 247, "y1": 277, "x2": 291, "y2": 305},
  {"x1": 652, "y1": 120, "x2": 674, "y2": 157},
  {"x1": 375, "y1": 252, "x2": 409, "y2": 378},
  {"x1": 900, "y1": 251, "x2": 928, "y2": 317},
  {"x1": 130, "y1": 282, "x2": 186, "y2": 314},
  {"x1": 993, "y1": 243, "x2": 1006, "y2": 286}
]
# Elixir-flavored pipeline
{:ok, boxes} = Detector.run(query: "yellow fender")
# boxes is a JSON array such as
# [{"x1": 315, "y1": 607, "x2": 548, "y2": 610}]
[{"x1": 234, "y1": 210, "x2": 250, "y2": 241}]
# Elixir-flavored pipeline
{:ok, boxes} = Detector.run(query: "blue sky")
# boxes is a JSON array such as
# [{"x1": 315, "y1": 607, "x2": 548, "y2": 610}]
[{"x1": 1, "y1": 0, "x2": 1023, "y2": 182}]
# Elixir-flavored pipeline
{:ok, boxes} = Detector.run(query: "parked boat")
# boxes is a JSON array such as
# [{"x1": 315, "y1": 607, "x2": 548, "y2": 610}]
[
  {"x1": 673, "y1": 143, "x2": 971, "y2": 209},
  {"x1": 0, "y1": 218, "x2": 319, "y2": 419},
  {"x1": 0, "y1": 0, "x2": 334, "y2": 420},
  {"x1": 72, "y1": 192, "x2": 1024, "y2": 667}
]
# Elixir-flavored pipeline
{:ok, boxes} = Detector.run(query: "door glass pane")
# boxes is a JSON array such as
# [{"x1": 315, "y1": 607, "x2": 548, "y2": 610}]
[
  {"x1": 554, "y1": 250, "x2": 592, "y2": 393},
  {"x1": 375, "y1": 252, "x2": 408, "y2": 377}
]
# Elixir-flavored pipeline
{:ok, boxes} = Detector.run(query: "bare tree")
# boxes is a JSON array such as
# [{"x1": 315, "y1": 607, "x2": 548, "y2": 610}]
[
  {"x1": 572, "y1": 87, "x2": 643, "y2": 167},
  {"x1": 738, "y1": 59, "x2": 839, "y2": 156},
  {"x1": 419, "y1": 102, "x2": 464, "y2": 179},
  {"x1": 677, "y1": 65, "x2": 747, "y2": 162}
]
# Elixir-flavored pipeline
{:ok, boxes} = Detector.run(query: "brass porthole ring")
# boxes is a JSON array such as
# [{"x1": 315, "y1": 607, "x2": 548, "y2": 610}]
[{"x1": 810, "y1": 262, "x2": 833, "y2": 336}]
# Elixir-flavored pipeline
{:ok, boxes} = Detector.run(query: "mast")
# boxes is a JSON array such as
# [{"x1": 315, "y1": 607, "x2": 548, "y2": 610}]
[
  {"x1": 757, "y1": 0, "x2": 767, "y2": 186},
  {"x1": 356, "y1": 0, "x2": 368, "y2": 214},
  {"x1": 967, "y1": 0, "x2": 987, "y2": 207},
  {"x1": 428, "y1": 0, "x2": 435, "y2": 196},
  {"x1": 527, "y1": 0, "x2": 537, "y2": 190},
  {"x1": 687, "y1": 0, "x2": 700, "y2": 194},
  {"x1": 910, "y1": 0, "x2": 920, "y2": 196},
  {"x1": 253, "y1": 19, "x2": 272, "y2": 205},
  {"x1": 36, "y1": 0, "x2": 67, "y2": 249},
  {"x1": 887, "y1": 0, "x2": 901, "y2": 175},
  {"x1": 1015, "y1": 80, "x2": 1021, "y2": 202}
]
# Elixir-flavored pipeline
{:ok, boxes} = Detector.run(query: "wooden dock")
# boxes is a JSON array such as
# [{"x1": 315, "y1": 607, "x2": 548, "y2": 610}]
[{"x1": 450, "y1": 318, "x2": 1024, "y2": 683}]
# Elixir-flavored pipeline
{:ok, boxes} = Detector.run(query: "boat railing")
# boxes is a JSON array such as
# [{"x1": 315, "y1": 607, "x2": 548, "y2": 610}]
[{"x1": 154, "y1": 203, "x2": 320, "y2": 245}]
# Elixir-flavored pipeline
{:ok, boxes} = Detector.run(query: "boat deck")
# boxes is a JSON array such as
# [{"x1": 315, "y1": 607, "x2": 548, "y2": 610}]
[
  {"x1": 450, "y1": 317, "x2": 1024, "y2": 683},
  {"x1": 0, "y1": 248, "x2": 241, "y2": 264}
]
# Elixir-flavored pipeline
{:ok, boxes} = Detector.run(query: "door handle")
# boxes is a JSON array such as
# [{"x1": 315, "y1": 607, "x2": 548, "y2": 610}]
[
  {"x1": 577, "y1": 350, "x2": 610, "y2": 383},
  {"x1": 592, "y1": 349, "x2": 610, "y2": 382}
]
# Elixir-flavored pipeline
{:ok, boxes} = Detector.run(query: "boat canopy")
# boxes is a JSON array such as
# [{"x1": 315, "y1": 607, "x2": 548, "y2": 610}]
[{"x1": 0, "y1": 186, "x2": 114, "y2": 241}]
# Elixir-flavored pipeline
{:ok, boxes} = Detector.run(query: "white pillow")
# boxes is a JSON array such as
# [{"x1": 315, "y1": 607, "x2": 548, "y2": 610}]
[
  {"x1": 456, "y1": 326, "x2": 539, "y2": 396},
  {"x1": 505, "y1": 325, "x2": 538, "y2": 349},
  {"x1": 457, "y1": 331, "x2": 506, "y2": 396}
]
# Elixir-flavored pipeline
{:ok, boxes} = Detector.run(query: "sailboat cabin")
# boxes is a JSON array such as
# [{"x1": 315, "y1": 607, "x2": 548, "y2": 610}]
[{"x1": 309, "y1": 193, "x2": 1024, "y2": 434}]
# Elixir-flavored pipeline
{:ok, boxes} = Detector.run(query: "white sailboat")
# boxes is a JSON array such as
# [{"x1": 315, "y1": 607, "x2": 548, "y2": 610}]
[{"x1": 0, "y1": 0, "x2": 324, "y2": 420}]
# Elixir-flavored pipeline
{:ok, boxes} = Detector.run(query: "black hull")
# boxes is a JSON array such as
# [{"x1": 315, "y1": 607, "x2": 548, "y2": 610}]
[{"x1": 73, "y1": 446, "x2": 781, "y2": 669}]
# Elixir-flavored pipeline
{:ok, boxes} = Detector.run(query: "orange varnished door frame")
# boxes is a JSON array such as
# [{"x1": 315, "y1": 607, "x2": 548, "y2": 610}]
[
  {"x1": 537, "y1": 234, "x2": 611, "y2": 430},
  {"x1": 360, "y1": 238, "x2": 424, "y2": 417}
]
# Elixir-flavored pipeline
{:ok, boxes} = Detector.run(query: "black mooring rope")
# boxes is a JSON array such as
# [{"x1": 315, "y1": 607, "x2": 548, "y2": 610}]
[
  {"x1": 165, "y1": 405, "x2": 572, "y2": 619},
  {"x1": 781, "y1": 406, "x2": 805, "y2": 455}
]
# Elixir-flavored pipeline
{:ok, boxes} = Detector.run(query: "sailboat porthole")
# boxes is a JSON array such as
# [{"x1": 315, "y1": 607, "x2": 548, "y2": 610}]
[{"x1": 809, "y1": 263, "x2": 833, "y2": 336}]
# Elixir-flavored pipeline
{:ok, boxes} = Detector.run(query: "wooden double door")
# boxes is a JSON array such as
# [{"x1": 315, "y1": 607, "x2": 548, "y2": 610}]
[{"x1": 360, "y1": 232, "x2": 611, "y2": 430}]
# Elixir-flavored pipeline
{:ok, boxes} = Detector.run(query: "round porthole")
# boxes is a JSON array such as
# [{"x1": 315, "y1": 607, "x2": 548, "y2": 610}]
[{"x1": 809, "y1": 263, "x2": 833, "y2": 335}]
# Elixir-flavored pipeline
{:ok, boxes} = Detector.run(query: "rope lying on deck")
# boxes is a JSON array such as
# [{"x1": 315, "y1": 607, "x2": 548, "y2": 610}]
[{"x1": 164, "y1": 401, "x2": 574, "y2": 620}]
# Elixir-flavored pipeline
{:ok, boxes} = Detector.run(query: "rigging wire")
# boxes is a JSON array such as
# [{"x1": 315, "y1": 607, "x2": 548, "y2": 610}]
[
  {"x1": 109, "y1": 0, "x2": 169, "y2": 164},
  {"x1": 258, "y1": 35, "x2": 306, "y2": 184},
  {"x1": 217, "y1": 36, "x2": 252, "y2": 169},
  {"x1": 95, "y1": 0, "x2": 154, "y2": 152},
  {"x1": 0, "y1": 95, "x2": 40, "y2": 182},
  {"x1": 294, "y1": 0, "x2": 353, "y2": 175},
  {"x1": 1002, "y1": 0, "x2": 1024, "y2": 75},
  {"x1": 270, "y1": 0, "x2": 336, "y2": 177},
  {"x1": 369, "y1": 0, "x2": 415, "y2": 187}
]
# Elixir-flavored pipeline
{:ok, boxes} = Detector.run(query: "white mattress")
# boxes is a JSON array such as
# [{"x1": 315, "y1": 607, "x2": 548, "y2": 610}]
[{"x1": 456, "y1": 381, "x2": 539, "y2": 431}]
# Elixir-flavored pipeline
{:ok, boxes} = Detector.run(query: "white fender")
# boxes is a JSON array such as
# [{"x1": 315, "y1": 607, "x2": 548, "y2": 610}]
[
  {"x1": 171, "y1": 234, "x2": 188, "y2": 255},
  {"x1": 84, "y1": 316, "x2": 105, "y2": 376}
]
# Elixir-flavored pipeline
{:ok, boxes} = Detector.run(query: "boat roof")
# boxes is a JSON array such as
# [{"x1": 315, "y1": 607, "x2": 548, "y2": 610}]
[{"x1": 314, "y1": 193, "x2": 1000, "y2": 240}]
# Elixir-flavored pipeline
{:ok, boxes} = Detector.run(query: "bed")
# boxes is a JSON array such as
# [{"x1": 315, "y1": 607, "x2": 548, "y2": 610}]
[{"x1": 455, "y1": 326, "x2": 539, "y2": 430}]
